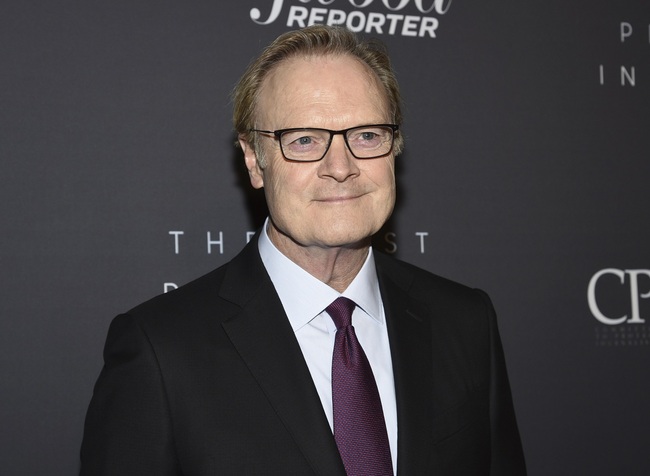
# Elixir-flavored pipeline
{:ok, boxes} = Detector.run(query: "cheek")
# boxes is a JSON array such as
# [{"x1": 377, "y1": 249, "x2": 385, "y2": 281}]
[
  {"x1": 373, "y1": 161, "x2": 396, "y2": 216},
  {"x1": 367, "y1": 158, "x2": 396, "y2": 194},
  {"x1": 263, "y1": 163, "x2": 311, "y2": 209}
]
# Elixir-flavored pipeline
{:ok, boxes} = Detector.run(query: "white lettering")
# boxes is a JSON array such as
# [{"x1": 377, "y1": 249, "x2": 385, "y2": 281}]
[
  {"x1": 599, "y1": 64, "x2": 604, "y2": 85},
  {"x1": 402, "y1": 15, "x2": 419, "y2": 36},
  {"x1": 626, "y1": 270, "x2": 650, "y2": 324},
  {"x1": 308, "y1": 7, "x2": 328, "y2": 25},
  {"x1": 621, "y1": 65, "x2": 635, "y2": 86},
  {"x1": 383, "y1": 0, "x2": 410, "y2": 11},
  {"x1": 620, "y1": 22, "x2": 632, "y2": 42},
  {"x1": 250, "y1": 0, "x2": 284, "y2": 25},
  {"x1": 419, "y1": 16, "x2": 438, "y2": 37},
  {"x1": 167, "y1": 230, "x2": 440, "y2": 254},
  {"x1": 346, "y1": 11, "x2": 366, "y2": 31},
  {"x1": 287, "y1": 5, "x2": 309, "y2": 27},
  {"x1": 164, "y1": 282, "x2": 178, "y2": 293},
  {"x1": 349, "y1": 0, "x2": 374, "y2": 7},
  {"x1": 588, "y1": 269, "x2": 627, "y2": 325},
  {"x1": 327, "y1": 8, "x2": 347, "y2": 25},
  {"x1": 255, "y1": 2, "x2": 449, "y2": 38},
  {"x1": 385, "y1": 13, "x2": 403, "y2": 34},
  {"x1": 415, "y1": 0, "x2": 436, "y2": 14},
  {"x1": 169, "y1": 231, "x2": 184, "y2": 254},
  {"x1": 431, "y1": 0, "x2": 452, "y2": 14},
  {"x1": 415, "y1": 232, "x2": 428, "y2": 253},
  {"x1": 366, "y1": 11, "x2": 385, "y2": 33},
  {"x1": 588, "y1": 269, "x2": 650, "y2": 325},
  {"x1": 207, "y1": 231, "x2": 224, "y2": 255}
]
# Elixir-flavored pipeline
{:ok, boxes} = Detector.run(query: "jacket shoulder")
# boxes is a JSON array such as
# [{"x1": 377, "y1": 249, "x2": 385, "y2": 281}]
[
  {"x1": 128, "y1": 263, "x2": 229, "y2": 320},
  {"x1": 374, "y1": 251, "x2": 483, "y2": 300},
  {"x1": 125, "y1": 237, "x2": 265, "y2": 327}
]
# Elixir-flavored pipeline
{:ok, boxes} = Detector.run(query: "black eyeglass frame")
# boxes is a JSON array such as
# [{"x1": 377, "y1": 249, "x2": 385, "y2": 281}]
[{"x1": 250, "y1": 124, "x2": 399, "y2": 163}]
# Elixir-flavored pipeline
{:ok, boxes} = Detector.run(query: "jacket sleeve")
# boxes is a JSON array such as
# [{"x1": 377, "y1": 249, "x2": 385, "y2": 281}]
[
  {"x1": 80, "y1": 313, "x2": 180, "y2": 475},
  {"x1": 478, "y1": 290, "x2": 527, "y2": 475}
]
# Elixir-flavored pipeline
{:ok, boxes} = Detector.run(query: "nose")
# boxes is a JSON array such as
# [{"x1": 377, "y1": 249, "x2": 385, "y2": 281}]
[{"x1": 318, "y1": 134, "x2": 360, "y2": 182}]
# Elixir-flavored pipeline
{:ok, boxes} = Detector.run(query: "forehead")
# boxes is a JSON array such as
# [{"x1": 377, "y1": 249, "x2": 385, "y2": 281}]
[{"x1": 256, "y1": 54, "x2": 389, "y2": 127}]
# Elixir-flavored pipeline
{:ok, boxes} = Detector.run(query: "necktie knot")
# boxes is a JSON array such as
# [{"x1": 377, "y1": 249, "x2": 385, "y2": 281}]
[{"x1": 326, "y1": 296, "x2": 356, "y2": 330}]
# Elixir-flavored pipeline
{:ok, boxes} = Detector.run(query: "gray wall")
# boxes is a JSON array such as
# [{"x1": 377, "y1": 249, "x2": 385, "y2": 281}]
[{"x1": 1, "y1": 1, "x2": 648, "y2": 474}]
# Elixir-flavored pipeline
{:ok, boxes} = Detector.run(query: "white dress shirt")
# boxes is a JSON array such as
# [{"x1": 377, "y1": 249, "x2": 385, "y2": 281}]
[{"x1": 258, "y1": 222, "x2": 398, "y2": 473}]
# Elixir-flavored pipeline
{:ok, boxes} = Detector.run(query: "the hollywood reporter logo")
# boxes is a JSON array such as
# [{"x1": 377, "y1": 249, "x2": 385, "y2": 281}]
[
  {"x1": 588, "y1": 269, "x2": 650, "y2": 325},
  {"x1": 249, "y1": 0, "x2": 453, "y2": 38}
]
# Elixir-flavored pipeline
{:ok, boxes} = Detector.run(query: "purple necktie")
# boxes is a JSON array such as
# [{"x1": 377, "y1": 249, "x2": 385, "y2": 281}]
[{"x1": 327, "y1": 297, "x2": 393, "y2": 476}]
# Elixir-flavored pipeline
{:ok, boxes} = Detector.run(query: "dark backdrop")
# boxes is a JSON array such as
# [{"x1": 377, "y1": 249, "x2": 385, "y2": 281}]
[{"x1": 1, "y1": 1, "x2": 648, "y2": 474}]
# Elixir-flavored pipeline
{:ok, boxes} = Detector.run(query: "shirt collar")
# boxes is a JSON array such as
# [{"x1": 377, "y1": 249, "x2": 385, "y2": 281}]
[{"x1": 258, "y1": 219, "x2": 384, "y2": 332}]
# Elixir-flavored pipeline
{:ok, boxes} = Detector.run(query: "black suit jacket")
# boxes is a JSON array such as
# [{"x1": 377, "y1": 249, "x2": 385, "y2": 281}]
[{"x1": 80, "y1": 236, "x2": 526, "y2": 475}]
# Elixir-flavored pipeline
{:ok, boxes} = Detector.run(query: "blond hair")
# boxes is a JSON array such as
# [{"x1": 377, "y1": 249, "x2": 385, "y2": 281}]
[{"x1": 232, "y1": 25, "x2": 403, "y2": 157}]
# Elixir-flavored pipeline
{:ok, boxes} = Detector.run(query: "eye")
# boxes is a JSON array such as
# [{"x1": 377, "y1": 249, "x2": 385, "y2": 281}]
[
  {"x1": 360, "y1": 131, "x2": 379, "y2": 141},
  {"x1": 283, "y1": 133, "x2": 318, "y2": 149},
  {"x1": 348, "y1": 127, "x2": 387, "y2": 148},
  {"x1": 295, "y1": 136, "x2": 313, "y2": 146},
  {"x1": 282, "y1": 129, "x2": 327, "y2": 146}
]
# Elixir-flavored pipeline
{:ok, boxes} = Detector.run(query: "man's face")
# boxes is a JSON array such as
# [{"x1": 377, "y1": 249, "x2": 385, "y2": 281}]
[{"x1": 241, "y1": 54, "x2": 396, "y2": 253}]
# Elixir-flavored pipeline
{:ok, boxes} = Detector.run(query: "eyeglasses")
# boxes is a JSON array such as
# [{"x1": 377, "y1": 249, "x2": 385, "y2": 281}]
[{"x1": 250, "y1": 124, "x2": 399, "y2": 162}]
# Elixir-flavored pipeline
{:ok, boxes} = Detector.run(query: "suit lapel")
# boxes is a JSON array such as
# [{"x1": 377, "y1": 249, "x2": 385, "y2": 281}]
[
  {"x1": 376, "y1": 254, "x2": 435, "y2": 475},
  {"x1": 217, "y1": 240, "x2": 440, "y2": 475},
  {"x1": 218, "y1": 238, "x2": 346, "y2": 476}
]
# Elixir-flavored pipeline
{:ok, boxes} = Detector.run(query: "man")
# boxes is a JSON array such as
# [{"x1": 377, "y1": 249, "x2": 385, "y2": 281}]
[{"x1": 80, "y1": 25, "x2": 526, "y2": 475}]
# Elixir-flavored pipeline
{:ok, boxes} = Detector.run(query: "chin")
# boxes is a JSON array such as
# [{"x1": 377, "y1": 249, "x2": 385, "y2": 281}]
[{"x1": 314, "y1": 224, "x2": 378, "y2": 248}]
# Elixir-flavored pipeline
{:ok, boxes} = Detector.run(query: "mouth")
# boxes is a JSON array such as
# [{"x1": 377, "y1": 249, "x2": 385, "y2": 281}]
[{"x1": 314, "y1": 194, "x2": 364, "y2": 203}]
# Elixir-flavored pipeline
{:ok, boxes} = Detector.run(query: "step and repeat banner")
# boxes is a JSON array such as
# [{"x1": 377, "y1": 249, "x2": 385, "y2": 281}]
[{"x1": 1, "y1": 1, "x2": 648, "y2": 474}]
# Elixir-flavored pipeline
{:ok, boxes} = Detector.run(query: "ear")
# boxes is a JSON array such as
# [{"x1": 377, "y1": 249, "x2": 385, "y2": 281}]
[{"x1": 239, "y1": 135, "x2": 264, "y2": 189}]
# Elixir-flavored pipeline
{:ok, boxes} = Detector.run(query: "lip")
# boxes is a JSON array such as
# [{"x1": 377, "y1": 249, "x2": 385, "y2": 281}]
[{"x1": 315, "y1": 194, "x2": 363, "y2": 203}]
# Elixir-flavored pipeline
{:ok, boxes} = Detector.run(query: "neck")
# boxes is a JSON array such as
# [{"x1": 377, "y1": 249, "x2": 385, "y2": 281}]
[{"x1": 267, "y1": 224, "x2": 370, "y2": 293}]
